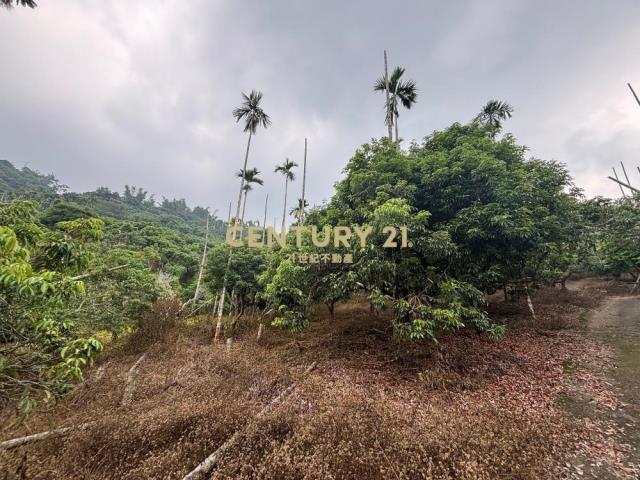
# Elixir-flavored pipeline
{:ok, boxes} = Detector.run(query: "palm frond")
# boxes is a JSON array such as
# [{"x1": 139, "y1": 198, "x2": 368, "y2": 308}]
[
  {"x1": 1, "y1": 0, "x2": 37, "y2": 7},
  {"x1": 232, "y1": 90, "x2": 272, "y2": 134}
]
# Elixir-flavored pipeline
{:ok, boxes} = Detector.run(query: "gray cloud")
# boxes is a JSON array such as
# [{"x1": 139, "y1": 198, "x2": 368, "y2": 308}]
[{"x1": 1, "y1": 0, "x2": 640, "y2": 223}]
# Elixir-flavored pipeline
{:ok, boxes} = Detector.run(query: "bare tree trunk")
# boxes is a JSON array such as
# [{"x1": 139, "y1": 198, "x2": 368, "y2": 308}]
[
  {"x1": 301, "y1": 138, "x2": 307, "y2": 225},
  {"x1": 212, "y1": 291, "x2": 220, "y2": 318},
  {"x1": 631, "y1": 273, "x2": 640, "y2": 294},
  {"x1": 281, "y1": 177, "x2": 289, "y2": 234},
  {"x1": 181, "y1": 362, "x2": 317, "y2": 480},
  {"x1": 240, "y1": 190, "x2": 248, "y2": 237},
  {"x1": 121, "y1": 354, "x2": 146, "y2": 406},
  {"x1": 192, "y1": 214, "x2": 210, "y2": 304},
  {"x1": 383, "y1": 50, "x2": 393, "y2": 141},
  {"x1": 236, "y1": 132, "x2": 253, "y2": 223},
  {"x1": 394, "y1": 112, "x2": 399, "y2": 143},
  {"x1": 525, "y1": 285, "x2": 536, "y2": 322},
  {"x1": 71, "y1": 264, "x2": 128, "y2": 281},
  {"x1": 262, "y1": 194, "x2": 268, "y2": 244},
  {"x1": 0, "y1": 422, "x2": 96, "y2": 450},
  {"x1": 257, "y1": 322, "x2": 263, "y2": 341},
  {"x1": 217, "y1": 132, "x2": 253, "y2": 341}
]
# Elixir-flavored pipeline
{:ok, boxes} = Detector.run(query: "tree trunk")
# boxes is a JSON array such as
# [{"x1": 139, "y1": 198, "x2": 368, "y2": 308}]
[
  {"x1": 121, "y1": 354, "x2": 146, "y2": 406},
  {"x1": 262, "y1": 194, "x2": 268, "y2": 244},
  {"x1": 235, "y1": 132, "x2": 253, "y2": 225},
  {"x1": 181, "y1": 362, "x2": 317, "y2": 480},
  {"x1": 0, "y1": 423, "x2": 95, "y2": 450},
  {"x1": 214, "y1": 286, "x2": 225, "y2": 342},
  {"x1": 383, "y1": 50, "x2": 393, "y2": 141},
  {"x1": 240, "y1": 190, "x2": 248, "y2": 237},
  {"x1": 525, "y1": 285, "x2": 537, "y2": 322},
  {"x1": 631, "y1": 273, "x2": 640, "y2": 294},
  {"x1": 217, "y1": 132, "x2": 253, "y2": 341},
  {"x1": 281, "y1": 177, "x2": 289, "y2": 234},
  {"x1": 192, "y1": 215, "x2": 210, "y2": 304},
  {"x1": 394, "y1": 111, "x2": 399, "y2": 143},
  {"x1": 257, "y1": 323, "x2": 263, "y2": 341},
  {"x1": 301, "y1": 138, "x2": 307, "y2": 225}
]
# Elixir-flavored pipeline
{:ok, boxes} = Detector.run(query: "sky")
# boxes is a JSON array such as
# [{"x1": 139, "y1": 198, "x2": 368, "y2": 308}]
[{"x1": 1, "y1": 0, "x2": 640, "y2": 223}]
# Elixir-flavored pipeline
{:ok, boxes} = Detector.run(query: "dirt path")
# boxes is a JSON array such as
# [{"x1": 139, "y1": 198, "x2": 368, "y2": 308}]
[
  {"x1": 565, "y1": 293, "x2": 640, "y2": 478},
  {"x1": 590, "y1": 295, "x2": 640, "y2": 440}
]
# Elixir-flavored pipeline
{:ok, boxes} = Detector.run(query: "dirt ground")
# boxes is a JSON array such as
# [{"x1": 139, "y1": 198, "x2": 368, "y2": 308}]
[
  {"x1": 1, "y1": 280, "x2": 639, "y2": 479},
  {"x1": 561, "y1": 281, "x2": 640, "y2": 479}
]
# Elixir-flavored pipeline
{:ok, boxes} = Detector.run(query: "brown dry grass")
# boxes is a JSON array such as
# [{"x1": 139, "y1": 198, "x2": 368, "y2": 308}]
[{"x1": 0, "y1": 280, "x2": 624, "y2": 479}]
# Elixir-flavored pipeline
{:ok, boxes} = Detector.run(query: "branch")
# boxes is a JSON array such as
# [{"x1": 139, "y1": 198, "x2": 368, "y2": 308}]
[
  {"x1": 0, "y1": 422, "x2": 94, "y2": 450},
  {"x1": 608, "y1": 176, "x2": 640, "y2": 194},
  {"x1": 70, "y1": 264, "x2": 129, "y2": 282},
  {"x1": 121, "y1": 354, "x2": 146, "y2": 406},
  {"x1": 182, "y1": 361, "x2": 317, "y2": 480}
]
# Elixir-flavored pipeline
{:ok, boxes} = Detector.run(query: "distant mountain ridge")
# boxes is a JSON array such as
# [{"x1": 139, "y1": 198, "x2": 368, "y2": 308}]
[{"x1": 0, "y1": 159, "x2": 226, "y2": 240}]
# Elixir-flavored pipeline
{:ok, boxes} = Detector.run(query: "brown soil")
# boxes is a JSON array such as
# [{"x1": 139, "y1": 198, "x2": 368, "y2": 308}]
[{"x1": 1, "y1": 281, "x2": 637, "y2": 479}]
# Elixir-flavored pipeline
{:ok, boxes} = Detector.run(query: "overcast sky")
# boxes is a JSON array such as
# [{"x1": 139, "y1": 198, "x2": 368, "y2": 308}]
[{"x1": 1, "y1": 0, "x2": 640, "y2": 223}]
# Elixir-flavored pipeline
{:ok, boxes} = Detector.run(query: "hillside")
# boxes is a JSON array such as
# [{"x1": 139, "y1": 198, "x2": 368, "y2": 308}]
[
  {"x1": 0, "y1": 159, "x2": 61, "y2": 198},
  {"x1": 2, "y1": 283, "x2": 638, "y2": 479},
  {"x1": 0, "y1": 159, "x2": 228, "y2": 294},
  {"x1": 0, "y1": 159, "x2": 226, "y2": 240}
]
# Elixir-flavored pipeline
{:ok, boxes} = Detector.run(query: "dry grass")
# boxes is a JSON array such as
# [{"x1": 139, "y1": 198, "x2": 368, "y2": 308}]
[{"x1": 0, "y1": 280, "x2": 626, "y2": 479}]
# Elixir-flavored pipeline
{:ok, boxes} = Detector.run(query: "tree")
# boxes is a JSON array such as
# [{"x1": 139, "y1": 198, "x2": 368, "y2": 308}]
[
  {"x1": 474, "y1": 100, "x2": 513, "y2": 138},
  {"x1": 274, "y1": 158, "x2": 298, "y2": 233},
  {"x1": 598, "y1": 197, "x2": 640, "y2": 280},
  {"x1": 232, "y1": 91, "x2": 271, "y2": 227},
  {"x1": 216, "y1": 91, "x2": 271, "y2": 333},
  {"x1": 289, "y1": 198, "x2": 309, "y2": 225},
  {"x1": 0, "y1": 201, "x2": 104, "y2": 419},
  {"x1": 205, "y1": 243, "x2": 267, "y2": 320},
  {"x1": 374, "y1": 66, "x2": 418, "y2": 143},
  {"x1": 236, "y1": 167, "x2": 264, "y2": 228}
]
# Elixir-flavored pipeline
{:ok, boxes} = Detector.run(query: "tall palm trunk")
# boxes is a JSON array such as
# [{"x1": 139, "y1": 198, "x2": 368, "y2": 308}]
[
  {"x1": 241, "y1": 190, "x2": 248, "y2": 227},
  {"x1": 281, "y1": 177, "x2": 289, "y2": 233},
  {"x1": 394, "y1": 112, "x2": 399, "y2": 143},
  {"x1": 235, "y1": 132, "x2": 253, "y2": 227},
  {"x1": 301, "y1": 138, "x2": 307, "y2": 225},
  {"x1": 216, "y1": 131, "x2": 253, "y2": 342},
  {"x1": 383, "y1": 50, "x2": 393, "y2": 141},
  {"x1": 192, "y1": 214, "x2": 209, "y2": 304},
  {"x1": 262, "y1": 194, "x2": 268, "y2": 244}
]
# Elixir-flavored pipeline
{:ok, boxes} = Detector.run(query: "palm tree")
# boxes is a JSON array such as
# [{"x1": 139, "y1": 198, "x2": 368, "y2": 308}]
[
  {"x1": 232, "y1": 91, "x2": 271, "y2": 230},
  {"x1": 475, "y1": 100, "x2": 513, "y2": 138},
  {"x1": 289, "y1": 198, "x2": 309, "y2": 225},
  {"x1": 274, "y1": 158, "x2": 298, "y2": 232},
  {"x1": 216, "y1": 91, "x2": 270, "y2": 340},
  {"x1": 235, "y1": 167, "x2": 264, "y2": 228},
  {"x1": 1, "y1": 0, "x2": 37, "y2": 7},
  {"x1": 374, "y1": 66, "x2": 417, "y2": 143}
]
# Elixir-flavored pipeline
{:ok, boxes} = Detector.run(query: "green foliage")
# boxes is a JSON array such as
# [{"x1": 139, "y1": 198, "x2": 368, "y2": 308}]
[
  {"x1": 261, "y1": 259, "x2": 309, "y2": 332},
  {"x1": 0, "y1": 159, "x2": 62, "y2": 198},
  {"x1": 0, "y1": 203, "x2": 104, "y2": 417},
  {"x1": 0, "y1": 199, "x2": 162, "y2": 419},
  {"x1": 310, "y1": 123, "x2": 578, "y2": 338},
  {"x1": 206, "y1": 243, "x2": 267, "y2": 312},
  {"x1": 598, "y1": 197, "x2": 640, "y2": 276}
]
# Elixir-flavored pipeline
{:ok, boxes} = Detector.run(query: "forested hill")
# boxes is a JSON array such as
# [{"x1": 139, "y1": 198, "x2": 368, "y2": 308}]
[
  {"x1": 0, "y1": 159, "x2": 227, "y2": 297},
  {"x1": 0, "y1": 159, "x2": 226, "y2": 239},
  {"x1": 0, "y1": 159, "x2": 61, "y2": 196}
]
